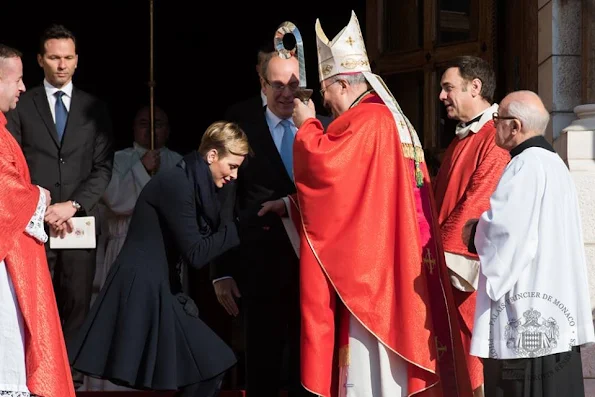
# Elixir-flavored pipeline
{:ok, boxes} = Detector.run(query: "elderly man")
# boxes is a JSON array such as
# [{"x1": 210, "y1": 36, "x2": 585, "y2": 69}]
[
  {"x1": 0, "y1": 43, "x2": 75, "y2": 397},
  {"x1": 463, "y1": 90, "x2": 595, "y2": 397},
  {"x1": 289, "y1": 11, "x2": 474, "y2": 397}
]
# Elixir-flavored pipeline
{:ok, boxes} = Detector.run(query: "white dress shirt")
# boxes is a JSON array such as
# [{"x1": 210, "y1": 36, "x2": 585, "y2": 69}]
[
  {"x1": 264, "y1": 107, "x2": 296, "y2": 151},
  {"x1": 43, "y1": 79, "x2": 73, "y2": 122}
]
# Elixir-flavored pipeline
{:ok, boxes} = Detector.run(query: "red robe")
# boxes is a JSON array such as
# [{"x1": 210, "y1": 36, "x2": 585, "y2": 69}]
[
  {"x1": 293, "y1": 93, "x2": 473, "y2": 397},
  {"x1": 433, "y1": 120, "x2": 510, "y2": 391},
  {"x1": 0, "y1": 112, "x2": 75, "y2": 397}
]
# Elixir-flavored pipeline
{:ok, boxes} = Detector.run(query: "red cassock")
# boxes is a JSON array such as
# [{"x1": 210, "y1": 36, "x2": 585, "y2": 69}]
[
  {"x1": 0, "y1": 112, "x2": 75, "y2": 397},
  {"x1": 433, "y1": 121, "x2": 510, "y2": 391},
  {"x1": 292, "y1": 93, "x2": 474, "y2": 397}
]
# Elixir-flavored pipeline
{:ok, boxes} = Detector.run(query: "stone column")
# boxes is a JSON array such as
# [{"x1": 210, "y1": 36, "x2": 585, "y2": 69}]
[
  {"x1": 555, "y1": 105, "x2": 595, "y2": 395},
  {"x1": 538, "y1": 0, "x2": 581, "y2": 141},
  {"x1": 582, "y1": 0, "x2": 595, "y2": 104},
  {"x1": 552, "y1": 1, "x2": 595, "y2": 395}
]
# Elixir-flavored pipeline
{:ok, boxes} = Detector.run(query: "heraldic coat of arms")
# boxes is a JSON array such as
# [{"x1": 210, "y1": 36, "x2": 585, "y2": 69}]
[{"x1": 505, "y1": 308, "x2": 560, "y2": 358}]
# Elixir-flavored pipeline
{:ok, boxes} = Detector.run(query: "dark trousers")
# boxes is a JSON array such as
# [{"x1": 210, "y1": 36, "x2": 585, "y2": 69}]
[
  {"x1": 483, "y1": 346, "x2": 585, "y2": 397},
  {"x1": 175, "y1": 373, "x2": 225, "y2": 397},
  {"x1": 243, "y1": 278, "x2": 313, "y2": 397},
  {"x1": 46, "y1": 244, "x2": 96, "y2": 384}
]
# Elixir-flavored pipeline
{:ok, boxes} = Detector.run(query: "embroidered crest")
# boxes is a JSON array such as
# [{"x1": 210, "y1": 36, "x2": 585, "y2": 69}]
[{"x1": 505, "y1": 308, "x2": 560, "y2": 357}]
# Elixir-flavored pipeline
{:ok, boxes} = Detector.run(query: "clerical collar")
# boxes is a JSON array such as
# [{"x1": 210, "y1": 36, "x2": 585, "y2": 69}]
[
  {"x1": 510, "y1": 135, "x2": 555, "y2": 158},
  {"x1": 459, "y1": 113, "x2": 483, "y2": 128},
  {"x1": 455, "y1": 103, "x2": 499, "y2": 140}
]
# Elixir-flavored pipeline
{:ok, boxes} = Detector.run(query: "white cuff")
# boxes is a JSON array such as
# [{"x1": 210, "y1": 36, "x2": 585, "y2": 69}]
[
  {"x1": 281, "y1": 196, "x2": 290, "y2": 217},
  {"x1": 212, "y1": 276, "x2": 233, "y2": 285},
  {"x1": 131, "y1": 157, "x2": 152, "y2": 187},
  {"x1": 444, "y1": 252, "x2": 479, "y2": 292},
  {"x1": 25, "y1": 186, "x2": 48, "y2": 243}
]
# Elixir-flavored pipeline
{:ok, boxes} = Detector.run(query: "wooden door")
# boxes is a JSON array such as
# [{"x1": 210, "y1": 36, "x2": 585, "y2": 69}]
[{"x1": 365, "y1": 0, "x2": 496, "y2": 174}]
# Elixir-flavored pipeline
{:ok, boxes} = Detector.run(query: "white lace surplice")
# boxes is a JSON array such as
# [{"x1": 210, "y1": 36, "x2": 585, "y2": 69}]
[{"x1": 0, "y1": 187, "x2": 47, "y2": 397}]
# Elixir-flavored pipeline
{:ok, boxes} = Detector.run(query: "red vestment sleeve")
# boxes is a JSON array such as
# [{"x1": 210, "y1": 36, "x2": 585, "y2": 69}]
[
  {"x1": 0, "y1": 115, "x2": 75, "y2": 397},
  {"x1": 439, "y1": 144, "x2": 510, "y2": 258},
  {"x1": 0, "y1": 139, "x2": 39, "y2": 261}
]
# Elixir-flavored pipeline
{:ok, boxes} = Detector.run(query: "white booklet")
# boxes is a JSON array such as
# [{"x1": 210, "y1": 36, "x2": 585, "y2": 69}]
[{"x1": 49, "y1": 216, "x2": 96, "y2": 249}]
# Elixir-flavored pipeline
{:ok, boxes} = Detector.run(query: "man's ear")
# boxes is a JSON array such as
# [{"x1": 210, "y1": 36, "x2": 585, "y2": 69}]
[
  {"x1": 512, "y1": 119, "x2": 522, "y2": 134},
  {"x1": 471, "y1": 78, "x2": 483, "y2": 97}
]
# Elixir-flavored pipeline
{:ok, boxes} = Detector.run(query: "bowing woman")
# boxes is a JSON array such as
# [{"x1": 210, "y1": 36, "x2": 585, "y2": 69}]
[{"x1": 69, "y1": 121, "x2": 251, "y2": 397}]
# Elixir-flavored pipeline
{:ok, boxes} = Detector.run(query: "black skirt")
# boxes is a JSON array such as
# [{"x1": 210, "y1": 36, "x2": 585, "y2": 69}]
[
  {"x1": 483, "y1": 346, "x2": 584, "y2": 397},
  {"x1": 69, "y1": 260, "x2": 237, "y2": 391}
]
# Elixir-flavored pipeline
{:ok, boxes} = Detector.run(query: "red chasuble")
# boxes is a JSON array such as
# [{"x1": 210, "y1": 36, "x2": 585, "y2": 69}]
[
  {"x1": 0, "y1": 112, "x2": 75, "y2": 397},
  {"x1": 293, "y1": 93, "x2": 473, "y2": 397},
  {"x1": 433, "y1": 121, "x2": 510, "y2": 391}
]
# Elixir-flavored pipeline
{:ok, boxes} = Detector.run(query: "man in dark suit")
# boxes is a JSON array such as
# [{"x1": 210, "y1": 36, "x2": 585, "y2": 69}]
[
  {"x1": 6, "y1": 24, "x2": 113, "y2": 389},
  {"x1": 212, "y1": 49, "x2": 330, "y2": 397}
]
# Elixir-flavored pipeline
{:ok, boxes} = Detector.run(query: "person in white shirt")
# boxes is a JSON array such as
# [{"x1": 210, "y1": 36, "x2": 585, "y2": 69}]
[
  {"x1": 463, "y1": 90, "x2": 595, "y2": 397},
  {"x1": 99, "y1": 105, "x2": 183, "y2": 288}
]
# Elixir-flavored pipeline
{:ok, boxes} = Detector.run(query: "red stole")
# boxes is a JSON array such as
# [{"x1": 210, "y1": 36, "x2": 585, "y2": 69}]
[
  {"x1": 0, "y1": 112, "x2": 75, "y2": 397},
  {"x1": 293, "y1": 96, "x2": 473, "y2": 397}
]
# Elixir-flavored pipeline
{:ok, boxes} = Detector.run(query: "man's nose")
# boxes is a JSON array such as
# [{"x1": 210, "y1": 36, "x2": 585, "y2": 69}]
[{"x1": 438, "y1": 90, "x2": 447, "y2": 101}]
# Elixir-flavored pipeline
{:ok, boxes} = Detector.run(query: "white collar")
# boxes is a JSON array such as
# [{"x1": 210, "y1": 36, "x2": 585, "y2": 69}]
[
  {"x1": 43, "y1": 79, "x2": 74, "y2": 98},
  {"x1": 455, "y1": 103, "x2": 499, "y2": 139},
  {"x1": 265, "y1": 107, "x2": 294, "y2": 129}
]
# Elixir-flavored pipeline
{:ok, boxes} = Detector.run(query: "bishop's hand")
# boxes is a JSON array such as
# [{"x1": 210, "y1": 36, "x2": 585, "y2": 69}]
[{"x1": 292, "y1": 97, "x2": 316, "y2": 128}]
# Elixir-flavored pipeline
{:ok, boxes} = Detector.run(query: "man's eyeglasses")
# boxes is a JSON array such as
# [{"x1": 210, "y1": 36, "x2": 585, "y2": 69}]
[
  {"x1": 265, "y1": 79, "x2": 299, "y2": 93},
  {"x1": 492, "y1": 112, "x2": 518, "y2": 124},
  {"x1": 319, "y1": 80, "x2": 341, "y2": 97}
]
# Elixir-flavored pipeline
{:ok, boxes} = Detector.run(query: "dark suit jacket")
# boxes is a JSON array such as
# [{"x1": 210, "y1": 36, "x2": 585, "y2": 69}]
[
  {"x1": 212, "y1": 95, "x2": 331, "y2": 296},
  {"x1": 69, "y1": 158, "x2": 239, "y2": 389},
  {"x1": 6, "y1": 85, "x2": 113, "y2": 214}
]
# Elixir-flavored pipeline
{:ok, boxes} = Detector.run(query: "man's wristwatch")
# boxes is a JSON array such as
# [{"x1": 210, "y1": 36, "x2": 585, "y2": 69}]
[{"x1": 71, "y1": 200, "x2": 82, "y2": 211}]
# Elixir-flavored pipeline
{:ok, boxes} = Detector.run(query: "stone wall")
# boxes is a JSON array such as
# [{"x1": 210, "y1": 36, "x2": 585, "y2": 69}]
[
  {"x1": 542, "y1": 0, "x2": 595, "y2": 394},
  {"x1": 538, "y1": 0, "x2": 581, "y2": 141}
]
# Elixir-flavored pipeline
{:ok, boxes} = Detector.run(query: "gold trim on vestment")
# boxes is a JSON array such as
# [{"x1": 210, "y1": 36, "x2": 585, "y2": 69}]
[
  {"x1": 402, "y1": 143, "x2": 425, "y2": 162},
  {"x1": 291, "y1": 193, "x2": 441, "y2": 397},
  {"x1": 338, "y1": 345, "x2": 350, "y2": 367}
]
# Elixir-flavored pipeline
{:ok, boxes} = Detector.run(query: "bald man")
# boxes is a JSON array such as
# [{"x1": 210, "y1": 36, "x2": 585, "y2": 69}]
[{"x1": 463, "y1": 90, "x2": 595, "y2": 397}]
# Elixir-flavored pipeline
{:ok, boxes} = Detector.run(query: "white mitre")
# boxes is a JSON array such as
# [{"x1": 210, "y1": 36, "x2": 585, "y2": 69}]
[
  {"x1": 315, "y1": 10, "x2": 370, "y2": 82},
  {"x1": 315, "y1": 10, "x2": 425, "y2": 182}
]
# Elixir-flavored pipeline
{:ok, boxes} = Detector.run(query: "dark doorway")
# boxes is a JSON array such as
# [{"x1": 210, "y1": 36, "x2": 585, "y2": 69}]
[{"x1": 1, "y1": 0, "x2": 366, "y2": 153}]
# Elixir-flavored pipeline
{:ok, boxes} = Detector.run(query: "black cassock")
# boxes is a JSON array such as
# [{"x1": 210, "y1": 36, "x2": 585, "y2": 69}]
[{"x1": 483, "y1": 346, "x2": 585, "y2": 397}]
